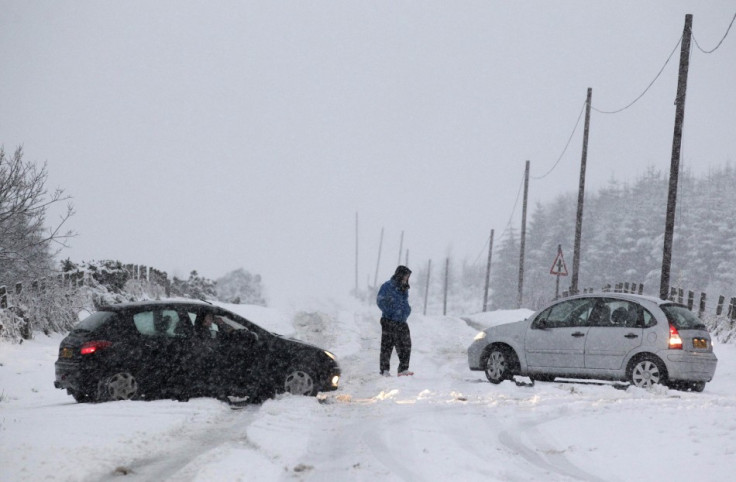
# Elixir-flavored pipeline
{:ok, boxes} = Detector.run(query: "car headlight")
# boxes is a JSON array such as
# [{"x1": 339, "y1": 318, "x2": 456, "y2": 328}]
[
  {"x1": 474, "y1": 331, "x2": 487, "y2": 341},
  {"x1": 324, "y1": 350, "x2": 337, "y2": 361}
]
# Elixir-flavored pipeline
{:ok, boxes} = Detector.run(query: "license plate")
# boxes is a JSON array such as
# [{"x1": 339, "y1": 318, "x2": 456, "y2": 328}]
[
  {"x1": 61, "y1": 347, "x2": 74, "y2": 358},
  {"x1": 692, "y1": 338, "x2": 708, "y2": 349}
]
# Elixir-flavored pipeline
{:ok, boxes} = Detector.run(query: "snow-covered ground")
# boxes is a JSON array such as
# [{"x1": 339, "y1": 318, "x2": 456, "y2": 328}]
[{"x1": 2, "y1": 299, "x2": 735, "y2": 481}]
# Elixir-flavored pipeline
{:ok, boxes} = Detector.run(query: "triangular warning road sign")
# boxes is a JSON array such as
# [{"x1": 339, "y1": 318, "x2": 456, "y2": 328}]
[{"x1": 550, "y1": 247, "x2": 568, "y2": 276}]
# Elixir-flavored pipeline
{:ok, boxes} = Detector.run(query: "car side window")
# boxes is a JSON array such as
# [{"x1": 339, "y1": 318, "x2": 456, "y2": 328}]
[
  {"x1": 133, "y1": 310, "x2": 193, "y2": 337},
  {"x1": 133, "y1": 311, "x2": 156, "y2": 336},
  {"x1": 533, "y1": 299, "x2": 595, "y2": 328},
  {"x1": 589, "y1": 299, "x2": 655, "y2": 328}
]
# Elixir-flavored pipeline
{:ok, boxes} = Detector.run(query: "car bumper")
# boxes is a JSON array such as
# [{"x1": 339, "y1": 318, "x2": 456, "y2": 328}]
[
  {"x1": 664, "y1": 351, "x2": 718, "y2": 382},
  {"x1": 54, "y1": 360, "x2": 98, "y2": 393}
]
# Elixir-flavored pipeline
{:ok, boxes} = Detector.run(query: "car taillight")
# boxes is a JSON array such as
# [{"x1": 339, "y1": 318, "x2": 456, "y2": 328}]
[
  {"x1": 668, "y1": 324, "x2": 683, "y2": 350},
  {"x1": 80, "y1": 340, "x2": 113, "y2": 355}
]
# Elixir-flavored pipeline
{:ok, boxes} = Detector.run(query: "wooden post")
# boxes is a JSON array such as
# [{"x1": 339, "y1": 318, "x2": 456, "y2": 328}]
[
  {"x1": 717, "y1": 295, "x2": 725, "y2": 316},
  {"x1": 397, "y1": 230, "x2": 404, "y2": 266},
  {"x1": 0, "y1": 285, "x2": 6, "y2": 309},
  {"x1": 423, "y1": 259, "x2": 431, "y2": 316},
  {"x1": 572, "y1": 88, "x2": 593, "y2": 295},
  {"x1": 638, "y1": 284, "x2": 644, "y2": 295},
  {"x1": 660, "y1": 14, "x2": 693, "y2": 300},
  {"x1": 670, "y1": 287, "x2": 677, "y2": 301},
  {"x1": 729, "y1": 298, "x2": 736, "y2": 320},
  {"x1": 687, "y1": 291, "x2": 694, "y2": 310},
  {"x1": 518, "y1": 160, "x2": 530, "y2": 308},
  {"x1": 698, "y1": 293, "x2": 706, "y2": 319},
  {"x1": 678, "y1": 288, "x2": 684, "y2": 304},
  {"x1": 483, "y1": 229, "x2": 494, "y2": 311},
  {"x1": 373, "y1": 227, "x2": 384, "y2": 287},
  {"x1": 443, "y1": 258, "x2": 449, "y2": 316}
]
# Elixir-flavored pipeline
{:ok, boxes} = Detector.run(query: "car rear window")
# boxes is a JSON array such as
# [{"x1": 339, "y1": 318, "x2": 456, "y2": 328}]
[
  {"x1": 660, "y1": 304, "x2": 707, "y2": 330},
  {"x1": 74, "y1": 311, "x2": 118, "y2": 332}
]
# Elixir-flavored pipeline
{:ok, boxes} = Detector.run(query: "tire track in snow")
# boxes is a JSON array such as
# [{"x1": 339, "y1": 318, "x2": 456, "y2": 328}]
[{"x1": 91, "y1": 405, "x2": 260, "y2": 482}]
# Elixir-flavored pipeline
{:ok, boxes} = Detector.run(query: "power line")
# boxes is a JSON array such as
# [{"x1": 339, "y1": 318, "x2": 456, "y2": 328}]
[
  {"x1": 693, "y1": 12, "x2": 736, "y2": 54},
  {"x1": 592, "y1": 34, "x2": 683, "y2": 115},
  {"x1": 531, "y1": 100, "x2": 587, "y2": 180}
]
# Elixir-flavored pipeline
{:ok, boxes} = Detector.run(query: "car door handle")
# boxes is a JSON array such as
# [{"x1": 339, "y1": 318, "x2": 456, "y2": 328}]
[
  {"x1": 624, "y1": 333, "x2": 639, "y2": 339},
  {"x1": 571, "y1": 332, "x2": 585, "y2": 337}
]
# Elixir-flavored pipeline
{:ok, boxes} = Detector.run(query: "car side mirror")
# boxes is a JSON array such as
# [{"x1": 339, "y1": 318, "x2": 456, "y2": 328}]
[{"x1": 534, "y1": 318, "x2": 548, "y2": 329}]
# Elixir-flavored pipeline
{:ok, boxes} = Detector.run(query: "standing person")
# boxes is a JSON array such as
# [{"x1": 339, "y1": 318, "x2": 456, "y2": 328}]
[{"x1": 377, "y1": 265, "x2": 414, "y2": 376}]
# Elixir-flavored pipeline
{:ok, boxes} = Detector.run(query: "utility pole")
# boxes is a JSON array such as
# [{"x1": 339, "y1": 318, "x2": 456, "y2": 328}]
[
  {"x1": 572, "y1": 88, "x2": 592, "y2": 295},
  {"x1": 517, "y1": 161, "x2": 530, "y2": 309},
  {"x1": 443, "y1": 258, "x2": 450, "y2": 316},
  {"x1": 354, "y1": 212, "x2": 359, "y2": 294},
  {"x1": 483, "y1": 229, "x2": 494, "y2": 311},
  {"x1": 423, "y1": 259, "x2": 431, "y2": 315},
  {"x1": 397, "y1": 230, "x2": 404, "y2": 266},
  {"x1": 373, "y1": 227, "x2": 384, "y2": 287},
  {"x1": 660, "y1": 14, "x2": 693, "y2": 300}
]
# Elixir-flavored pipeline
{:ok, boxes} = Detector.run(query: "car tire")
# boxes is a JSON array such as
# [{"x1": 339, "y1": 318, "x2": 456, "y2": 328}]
[
  {"x1": 628, "y1": 356, "x2": 667, "y2": 389},
  {"x1": 96, "y1": 372, "x2": 139, "y2": 402},
  {"x1": 484, "y1": 346, "x2": 517, "y2": 384},
  {"x1": 283, "y1": 367, "x2": 317, "y2": 396}
]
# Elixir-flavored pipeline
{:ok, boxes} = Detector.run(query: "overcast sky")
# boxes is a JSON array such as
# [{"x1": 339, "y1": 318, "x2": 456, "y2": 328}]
[{"x1": 1, "y1": 1, "x2": 734, "y2": 305}]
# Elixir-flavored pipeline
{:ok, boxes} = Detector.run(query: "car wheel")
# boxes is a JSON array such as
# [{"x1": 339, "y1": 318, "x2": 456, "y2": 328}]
[
  {"x1": 628, "y1": 356, "x2": 667, "y2": 389},
  {"x1": 283, "y1": 368, "x2": 317, "y2": 396},
  {"x1": 97, "y1": 372, "x2": 138, "y2": 402},
  {"x1": 484, "y1": 346, "x2": 517, "y2": 384}
]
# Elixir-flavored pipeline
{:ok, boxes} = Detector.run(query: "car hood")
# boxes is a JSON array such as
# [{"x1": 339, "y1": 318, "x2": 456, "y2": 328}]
[
  {"x1": 273, "y1": 333, "x2": 333, "y2": 354},
  {"x1": 485, "y1": 318, "x2": 531, "y2": 336}
]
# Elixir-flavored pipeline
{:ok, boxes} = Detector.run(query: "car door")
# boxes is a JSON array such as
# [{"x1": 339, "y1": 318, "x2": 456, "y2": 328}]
[
  {"x1": 208, "y1": 311, "x2": 263, "y2": 395},
  {"x1": 187, "y1": 308, "x2": 263, "y2": 397},
  {"x1": 130, "y1": 308, "x2": 196, "y2": 395},
  {"x1": 525, "y1": 298, "x2": 595, "y2": 369},
  {"x1": 584, "y1": 298, "x2": 645, "y2": 370}
]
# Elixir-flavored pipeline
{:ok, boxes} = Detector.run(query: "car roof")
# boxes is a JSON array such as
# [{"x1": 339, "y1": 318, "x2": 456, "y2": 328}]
[
  {"x1": 98, "y1": 299, "x2": 214, "y2": 311},
  {"x1": 550, "y1": 292, "x2": 670, "y2": 306}
]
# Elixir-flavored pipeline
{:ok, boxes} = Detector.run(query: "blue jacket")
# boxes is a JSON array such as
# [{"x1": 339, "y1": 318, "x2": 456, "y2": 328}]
[{"x1": 377, "y1": 279, "x2": 411, "y2": 322}]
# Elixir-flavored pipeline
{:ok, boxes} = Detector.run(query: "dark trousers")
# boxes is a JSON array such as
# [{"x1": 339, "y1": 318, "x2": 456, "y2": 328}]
[{"x1": 380, "y1": 318, "x2": 411, "y2": 373}]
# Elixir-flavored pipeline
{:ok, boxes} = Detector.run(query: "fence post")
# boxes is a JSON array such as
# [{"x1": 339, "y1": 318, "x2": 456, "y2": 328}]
[
  {"x1": 729, "y1": 298, "x2": 736, "y2": 321},
  {"x1": 677, "y1": 288, "x2": 684, "y2": 304},
  {"x1": 698, "y1": 293, "x2": 706, "y2": 319},
  {"x1": 717, "y1": 296, "x2": 725, "y2": 316},
  {"x1": 443, "y1": 258, "x2": 449, "y2": 316},
  {"x1": 687, "y1": 291, "x2": 694, "y2": 310},
  {"x1": 423, "y1": 259, "x2": 431, "y2": 316},
  {"x1": 0, "y1": 285, "x2": 6, "y2": 309},
  {"x1": 638, "y1": 284, "x2": 644, "y2": 295}
]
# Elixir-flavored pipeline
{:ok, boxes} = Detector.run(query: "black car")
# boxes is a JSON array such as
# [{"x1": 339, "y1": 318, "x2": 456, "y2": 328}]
[{"x1": 54, "y1": 300, "x2": 341, "y2": 403}]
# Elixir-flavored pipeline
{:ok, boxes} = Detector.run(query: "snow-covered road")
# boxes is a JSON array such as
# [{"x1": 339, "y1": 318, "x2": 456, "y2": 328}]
[{"x1": 2, "y1": 299, "x2": 735, "y2": 481}]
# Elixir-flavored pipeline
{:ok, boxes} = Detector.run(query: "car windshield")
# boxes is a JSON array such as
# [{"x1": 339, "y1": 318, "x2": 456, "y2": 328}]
[
  {"x1": 74, "y1": 311, "x2": 118, "y2": 332},
  {"x1": 660, "y1": 304, "x2": 707, "y2": 330}
]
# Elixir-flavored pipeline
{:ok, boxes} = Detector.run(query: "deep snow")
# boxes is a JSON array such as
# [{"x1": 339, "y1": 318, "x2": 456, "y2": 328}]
[{"x1": 1, "y1": 299, "x2": 735, "y2": 481}]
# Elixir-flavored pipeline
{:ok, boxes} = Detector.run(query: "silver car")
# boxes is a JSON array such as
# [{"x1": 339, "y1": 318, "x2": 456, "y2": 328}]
[{"x1": 468, "y1": 293, "x2": 718, "y2": 391}]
